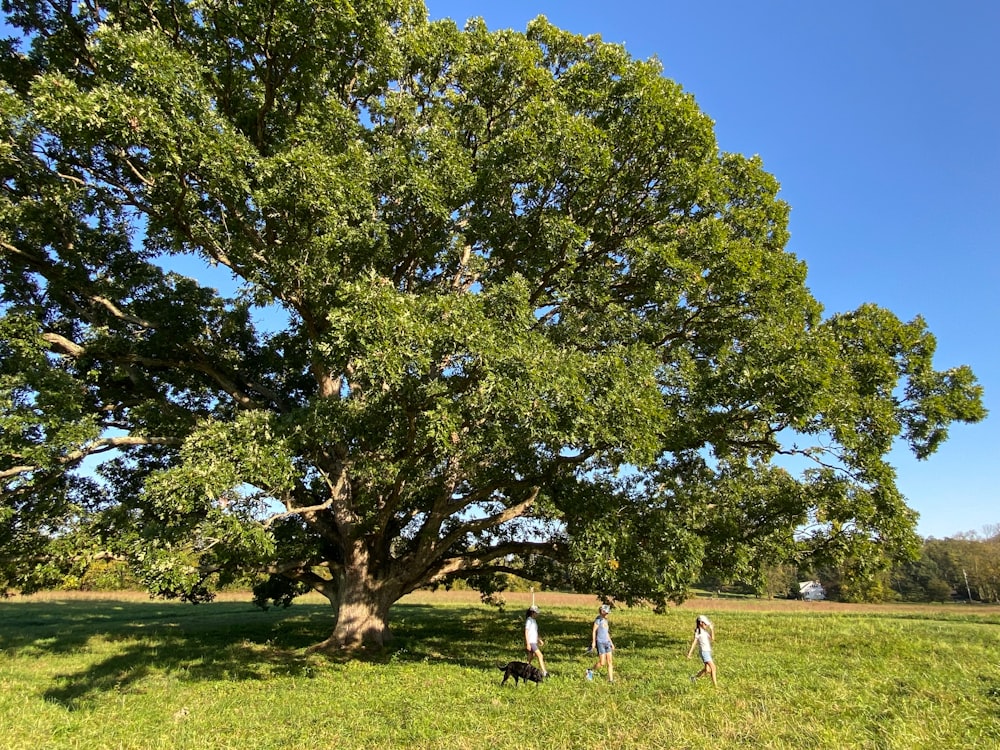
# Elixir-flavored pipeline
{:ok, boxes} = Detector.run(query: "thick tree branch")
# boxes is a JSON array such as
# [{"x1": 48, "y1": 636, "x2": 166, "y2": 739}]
[
  {"x1": 263, "y1": 464, "x2": 351, "y2": 530},
  {"x1": 41, "y1": 331, "x2": 86, "y2": 357},
  {"x1": 407, "y1": 486, "x2": 541, "y2": 575},
  {"x1": 1, "y1": 435, "x2": 182, "y2": 479},
  {"x1": 423, "y1": 539, "x2": 562, "y2": 585},
  {"x1": 3, "y1": 238, "x2": 153, "y2": 329},
  {"x1": 41, "y1": 329, "x2": 274, "y2": 411}
]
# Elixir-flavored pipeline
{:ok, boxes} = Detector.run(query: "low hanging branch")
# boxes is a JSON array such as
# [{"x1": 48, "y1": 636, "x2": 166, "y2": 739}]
[{"x1": 1, "y1": 435, "x2": 183, "y2": 480}]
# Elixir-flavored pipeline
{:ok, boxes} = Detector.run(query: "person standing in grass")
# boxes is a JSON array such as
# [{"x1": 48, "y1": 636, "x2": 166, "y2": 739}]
[
  {"x1": 587, "y1": 604, "x2": 615, "y2": 683},
  {"x1": 686, "y1": 615, "x2": 717, "y2": 686},
  {"x1": 524, "y1": 605, "x2": 548, "y2": 676}
]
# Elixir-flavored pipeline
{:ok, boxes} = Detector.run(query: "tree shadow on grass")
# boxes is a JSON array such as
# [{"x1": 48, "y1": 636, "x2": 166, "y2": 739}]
[
  {"x1": 2, "y1": 597, "x2": 680, "y2": 708},
  {"x1": 1, "y1": 599, "x2": 334, "y2": 709},
  {"x1": 367, "y1": 602, "x2": 681, "y2": 674},
  {"x1": 4, "y1": 599, "x2": 521, "y2": 708},
  {"x1": 1, "y1": 599, "x2": 333, "y2": 653},
  {"x1": 41, "y1": 635, "x2": 306, "y2": 709}
]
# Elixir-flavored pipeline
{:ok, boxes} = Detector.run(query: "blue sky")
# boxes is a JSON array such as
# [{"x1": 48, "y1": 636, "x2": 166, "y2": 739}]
[{"x1": 423, "y1": 0, "x2": 999, "y2": 539}]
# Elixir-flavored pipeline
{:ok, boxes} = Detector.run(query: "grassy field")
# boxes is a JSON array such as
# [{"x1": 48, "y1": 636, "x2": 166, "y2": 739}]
[{"x1": 1, "y1": 590, "x2": 998, "y2": 749}]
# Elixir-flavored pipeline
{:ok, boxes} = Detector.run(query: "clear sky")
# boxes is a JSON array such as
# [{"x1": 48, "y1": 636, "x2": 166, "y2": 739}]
[{"x1": 424, "y1": 0, "x2": 999, "y2": 539}]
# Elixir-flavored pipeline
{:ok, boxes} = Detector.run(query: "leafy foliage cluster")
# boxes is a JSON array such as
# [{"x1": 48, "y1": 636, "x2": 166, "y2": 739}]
[{"x1": 0, "y1": 0, "x2": 985, "y2": 647}]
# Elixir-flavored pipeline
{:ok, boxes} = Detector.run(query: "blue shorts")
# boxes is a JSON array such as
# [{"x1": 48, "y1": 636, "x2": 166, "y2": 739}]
[
  {"x1": 699, "y1": 647, "x2": 713, "y2": 663},
  {"x1": 528, "y1": 643, "x2": 540, "y2": 653},
  {"x1": 597, "y1": 641, "x2": 613, "y2": 656}
]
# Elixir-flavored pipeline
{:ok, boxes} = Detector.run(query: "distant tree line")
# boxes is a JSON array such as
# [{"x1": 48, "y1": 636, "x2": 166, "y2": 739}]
[
  {"x1": 891, "y1": 527, "x2": 1000, "y2": 604},
  {"x1": 698, "y1": 526, "x2": 1000, "y2": 604}
]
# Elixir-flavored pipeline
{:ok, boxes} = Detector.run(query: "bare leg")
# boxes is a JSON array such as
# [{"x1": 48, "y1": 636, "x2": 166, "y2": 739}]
[
  {"x1": 592, "y1": 653, "x2": 607, "y2": 677},
  {"x1": 534, "y1": 651, "x2": 547, "y2": 674}
]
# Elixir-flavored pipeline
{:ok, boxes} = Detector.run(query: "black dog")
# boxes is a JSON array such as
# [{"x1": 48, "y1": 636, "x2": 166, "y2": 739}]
[{"x1": 498, "y1": 661, "x2": 546, "y2": 686}]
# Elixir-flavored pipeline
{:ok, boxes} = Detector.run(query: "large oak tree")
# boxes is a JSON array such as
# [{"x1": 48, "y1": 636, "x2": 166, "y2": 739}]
[{"x1": 0, "y1": 0, "x2": 985, "y2": 649}]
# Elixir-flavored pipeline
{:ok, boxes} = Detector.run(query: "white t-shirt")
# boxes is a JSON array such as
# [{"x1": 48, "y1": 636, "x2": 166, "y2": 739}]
[
  {"x1": 694, "y1": 628, "x2": 712, "y2": 650},
  {"x1": 695, "y1": 627, "x2": 712, "y2": 654},
  {"x1": 525, "y1": 616, "x2": 539, "y2": 645}
]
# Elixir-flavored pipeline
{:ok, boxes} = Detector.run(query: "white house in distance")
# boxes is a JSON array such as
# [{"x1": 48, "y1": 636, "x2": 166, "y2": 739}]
[{"x1": 799, "y1": 580, "x2": 826, "y2": 601}]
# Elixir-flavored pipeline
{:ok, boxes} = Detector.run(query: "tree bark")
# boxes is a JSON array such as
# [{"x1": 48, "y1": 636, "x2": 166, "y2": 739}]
[{"x1": 307, "y1": 548, "x2": 399, "y2": 652}]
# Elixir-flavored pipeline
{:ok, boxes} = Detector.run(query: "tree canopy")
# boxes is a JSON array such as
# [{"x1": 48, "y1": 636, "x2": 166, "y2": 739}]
[{"x1": 0, "y1": 0, "x2": 985, "y2": 649}]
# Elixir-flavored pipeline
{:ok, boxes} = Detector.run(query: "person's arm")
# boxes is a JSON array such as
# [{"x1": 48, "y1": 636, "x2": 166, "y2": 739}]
[
  {"x1": 591, "y1": 620, "x2": 598, "y2": 649},
  {"x1": 686, "y1": 635, "x2": 696, "y2": 659}
]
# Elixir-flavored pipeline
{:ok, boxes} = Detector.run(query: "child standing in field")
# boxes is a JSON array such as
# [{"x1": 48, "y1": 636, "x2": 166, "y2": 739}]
[
  {"x1": 587, "y1": 604, "x2": 615, "y2": 683},
  {"x1": 686, "y1": 615, "x2": 717, "y2": 686},
  {"x1": 524, "y1": 605, "x2": 548, "y2": 676}
]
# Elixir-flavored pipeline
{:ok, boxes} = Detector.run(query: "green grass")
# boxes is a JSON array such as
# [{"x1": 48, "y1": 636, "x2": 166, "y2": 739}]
[{"x1": 1, "y1": 593, "x2": 998, "y2": 749}]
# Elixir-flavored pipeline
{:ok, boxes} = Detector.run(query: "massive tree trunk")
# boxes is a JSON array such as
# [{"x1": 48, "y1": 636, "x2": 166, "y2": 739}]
[{"x1": 307, "y1": 544, "x2": 401, "y2": 652}]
